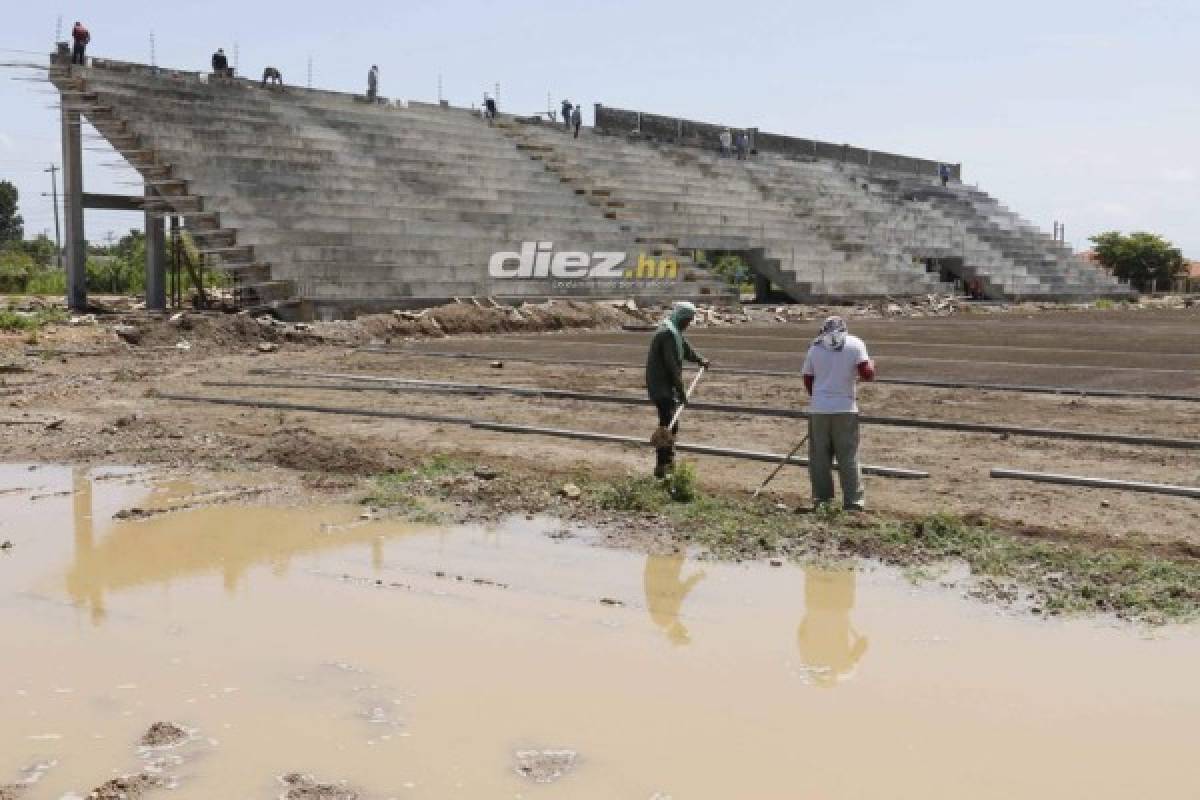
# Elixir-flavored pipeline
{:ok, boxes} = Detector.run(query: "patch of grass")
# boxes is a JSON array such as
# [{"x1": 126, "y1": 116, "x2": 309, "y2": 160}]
[
  {"x1": 0, "y1": 308, "x2": 66, "y2": 332},
  {"x1": 598, "y1": 475, "x2": 669, "y2": 513},
  {"x1": 664, "y1": 460, "x2": 698, "y2": 503},
  {"x1": 361, "y1": 455, "x2": 469, "y2": 507},
  {"x1": 597, "y1": 461, "x2": 701, "y2": 511},
  {"x1": 1094, "y1": 298, "x2": 1116, "y2": 310}
]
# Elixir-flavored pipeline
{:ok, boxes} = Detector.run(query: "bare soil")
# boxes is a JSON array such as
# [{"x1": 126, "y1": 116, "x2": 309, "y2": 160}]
[{"x1": 1, "y1": 300, "x2": 1198, "y2": 560}]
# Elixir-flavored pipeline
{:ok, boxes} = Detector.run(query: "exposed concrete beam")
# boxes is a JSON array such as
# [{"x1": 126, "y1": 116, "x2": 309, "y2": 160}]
[{"x1": 83, "y1": 192, "x2": 145, "y2": 211}]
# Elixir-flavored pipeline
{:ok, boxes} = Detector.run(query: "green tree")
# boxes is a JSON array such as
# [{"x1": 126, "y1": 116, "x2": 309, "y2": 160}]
[
  {"x1": 1089, "y1": 231, "x2": 1185, "y2": 292},
  {"x1": 0, "y1": 180, "x2": 23, "y2": 243},
  {"x1": 20, "y1": 233, "x2": 57, "y2": 267},
  {"x1": 88, "y1": 229, "x2": 145, "y2": 294}
]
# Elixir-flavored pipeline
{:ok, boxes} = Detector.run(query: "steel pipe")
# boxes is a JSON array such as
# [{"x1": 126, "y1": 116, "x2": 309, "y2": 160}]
[
  {"x1": 219, "y1": 372, "x2": 1200, "y2": 450},
  {"x1": 990, "y1": 469, "x2": 1200, "y2": 499},
  {"x1": 360, "y1": 349, "x2": 1200, "y2": 402},
  {"x1": 153, "y1": 392, "x2": 928, "y2": 479}
]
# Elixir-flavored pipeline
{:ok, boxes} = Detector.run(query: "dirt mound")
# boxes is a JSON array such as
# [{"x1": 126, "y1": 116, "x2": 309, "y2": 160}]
[
  {"x1": 356, "y1": 299, "x2": 653, "y2": 340},
  {"x1": 84, "y1": 773, "x2": 161, "y2": 800},
  {"x1": 138, "y1": 721, "x2": 189, "y2": 748},
  {"x1": 279, "y1": 773, "x2": 358, "y2": 800},
  {"x1": 262, "y1": 428, "x2": 393, "y2": 475},
  {"x1": 113, "y1": 312, "x2": 281, "y2": 349}
]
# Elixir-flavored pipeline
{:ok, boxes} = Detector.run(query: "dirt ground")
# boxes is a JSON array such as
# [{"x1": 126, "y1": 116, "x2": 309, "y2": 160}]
[{"x1": 1, "y1": 300, "x2": 1199, "y2": 557}]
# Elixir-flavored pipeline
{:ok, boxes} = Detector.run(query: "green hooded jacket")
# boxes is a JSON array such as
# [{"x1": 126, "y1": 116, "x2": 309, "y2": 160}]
[{"x1": 645, "y1": 313, "x2": 704, "y2": 402}]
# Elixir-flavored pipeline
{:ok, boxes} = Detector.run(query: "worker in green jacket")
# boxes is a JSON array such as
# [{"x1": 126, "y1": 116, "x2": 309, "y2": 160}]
[{"x1": 645, "y1": 301, "x2": 710, "y2": 478}]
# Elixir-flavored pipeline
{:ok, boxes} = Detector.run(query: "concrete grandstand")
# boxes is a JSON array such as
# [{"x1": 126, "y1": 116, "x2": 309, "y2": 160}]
[{"x1": 48, "y1": 48, "x2": 1133, "y2": 318}]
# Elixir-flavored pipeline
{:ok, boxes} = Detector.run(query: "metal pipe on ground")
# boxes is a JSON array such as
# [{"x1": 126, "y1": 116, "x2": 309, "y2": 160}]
[
  {"x1": 153, "y1": 391, "x2": 929, "y2": 480},
  {"x1": 401, "y1": 339, "x2": 1199, "y2": 376},
  {"x1": 471, "y1": 422, "x2": 928, "y2": 480},
  {"x1": 358, "y1": 349, "x2": 1200, "y2": 403},
  {"x1": 218, "y1": 373, "x2": 1200, "y2": 451},
  {"x1": 990, "y1": 469, "x2": 1200, "y2": 499}
]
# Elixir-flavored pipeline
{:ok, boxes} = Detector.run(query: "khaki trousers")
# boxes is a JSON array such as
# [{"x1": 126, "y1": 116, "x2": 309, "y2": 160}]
[{"x1": 808, "y1": 413, "x2": 864, "y2": 510}]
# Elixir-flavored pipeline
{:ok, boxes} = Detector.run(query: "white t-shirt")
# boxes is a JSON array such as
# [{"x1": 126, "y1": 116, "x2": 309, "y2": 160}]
[{"x1": 801, "y1": 334, "x2": 870, "y2": 413}]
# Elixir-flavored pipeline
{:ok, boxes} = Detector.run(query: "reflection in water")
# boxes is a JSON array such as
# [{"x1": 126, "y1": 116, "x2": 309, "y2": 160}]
[
  {"x1": 644, "y1": 554, "x2": 705, "y2": 645},
  {"x1": 64, "y1": 476, "x2": 413, "y2": 626},
  {"x1": 69, "y1": 467, "x2": 102, "y2": 624},
  {"x1": 796, "y1": 568, "x2": 868, "y2": 688}
]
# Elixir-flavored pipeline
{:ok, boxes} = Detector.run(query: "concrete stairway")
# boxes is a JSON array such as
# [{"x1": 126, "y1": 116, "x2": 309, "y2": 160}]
[
  {"x1": 502, "y1": 120, "x2": 1133, "y2": 302},
  {"x1": 500, "y1": 120, "x2": 954, "y2": 301}
]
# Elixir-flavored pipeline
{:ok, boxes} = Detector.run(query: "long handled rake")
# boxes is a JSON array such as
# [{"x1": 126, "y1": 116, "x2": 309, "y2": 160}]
[{"x1": 751, "y1": 432, "x2": 809, "y2": 498}]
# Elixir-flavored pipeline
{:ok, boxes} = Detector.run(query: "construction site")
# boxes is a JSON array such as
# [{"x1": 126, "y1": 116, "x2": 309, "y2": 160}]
[{"x1": 0, "y1": 23, "x2": 1198, "y2": 800}]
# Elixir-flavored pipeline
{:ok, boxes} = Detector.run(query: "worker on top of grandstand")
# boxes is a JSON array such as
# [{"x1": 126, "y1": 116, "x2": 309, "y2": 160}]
[
  {"x1": 719, "y1": 128, "x2": 733, "y2": 157},
  {"x1": 483, "y1": 93, "x2": 497, "y2": 125},
  {"x1": 70, "y1": 21, "x2": 90, "y2": 66},
  {"x1": 561, "y1": 99, "x2": 573, "y2": 129},
  {"x1": 261, "y1": 66, "x2": 283, "y2": 89},
  {"x1": 571, "y1": 104, "x2": 582, "y2": 139},
  {"x1": 367, "y1": 65, "x2": 380, "y2": 102},
  {"x1": 735, "y1": 131, "x2": 749, "y2": 160},
  {"x1": 211, "y1": 48, "x2": 233, "y2": 79},
  {"x1": 939, "y1": 163, "x2": 951, "y2": 187}
]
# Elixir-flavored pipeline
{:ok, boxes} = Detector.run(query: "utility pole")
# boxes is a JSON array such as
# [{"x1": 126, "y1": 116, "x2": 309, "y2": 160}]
[
  {"x1": 56, "y1": 15, "x2": 63, "y2": 42},
  {"x1": 307, "y1": 55, "x2": 313, "y2": 89},
  {"x1": 45, "y1": 164, "x2": 62, "y2": 268},
  {"x1": 437, "y1": 73, "x2": 443, "y2": 104},
  {"x1": 150, "y1": 31, "x2": 156, "y2": 66}
]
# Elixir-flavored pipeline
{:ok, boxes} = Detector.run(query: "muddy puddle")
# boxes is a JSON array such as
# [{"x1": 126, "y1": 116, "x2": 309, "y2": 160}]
[{"x1": 1, "y1": 464, "x2": 1198, "y2": 798}]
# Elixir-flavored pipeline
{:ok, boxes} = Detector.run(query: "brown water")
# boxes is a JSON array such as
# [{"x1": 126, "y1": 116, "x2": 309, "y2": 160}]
[{"x1": 1, "y1": 465, "x2": 1198, "y2": 799}]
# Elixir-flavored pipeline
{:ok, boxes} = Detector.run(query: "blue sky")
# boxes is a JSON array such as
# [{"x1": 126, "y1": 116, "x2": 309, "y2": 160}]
[{"x1": 1, "y1": 0, "x2": 1195, "y2": 255}]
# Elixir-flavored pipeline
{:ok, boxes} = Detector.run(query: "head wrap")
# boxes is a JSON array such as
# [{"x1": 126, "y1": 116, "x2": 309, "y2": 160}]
[
  {"x1": 658, "y1": 302, "x2": 697, "y2": 361},
  {"x1": 814, "y1": 315, "x2": 848, "y2": 352},
  {"x1": 670, "y1": 301, "x2": 696, "y2": 325}
]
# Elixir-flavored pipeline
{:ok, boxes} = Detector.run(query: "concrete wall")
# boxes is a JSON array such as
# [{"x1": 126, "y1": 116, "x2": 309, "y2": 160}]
[{"x1": 594, "y1": 104, "x2": 960, "y2": 180}]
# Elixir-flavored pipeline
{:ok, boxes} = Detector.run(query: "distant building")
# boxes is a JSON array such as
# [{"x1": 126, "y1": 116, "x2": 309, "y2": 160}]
[
  {"x1": 1180, "y1": 260, "x2": 1200, "y2": 293},
  {"x1": 1077, "y1": 250, "x2": 1106, "y2": 269}
]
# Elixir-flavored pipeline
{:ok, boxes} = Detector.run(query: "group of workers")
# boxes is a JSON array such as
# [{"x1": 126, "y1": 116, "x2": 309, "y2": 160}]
[
  {"x1": 560, "y1": 99, "x2": 584, "y2": 138},
  {"x1": 646, "y1": 301, "x2": 874, "y2": 511},
  {"x1": 718, "y1": 128, "x2": 750, "y2": 159},
  {"x1": 208, "y1": 48, "x2": 284, "y2": 90}
]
